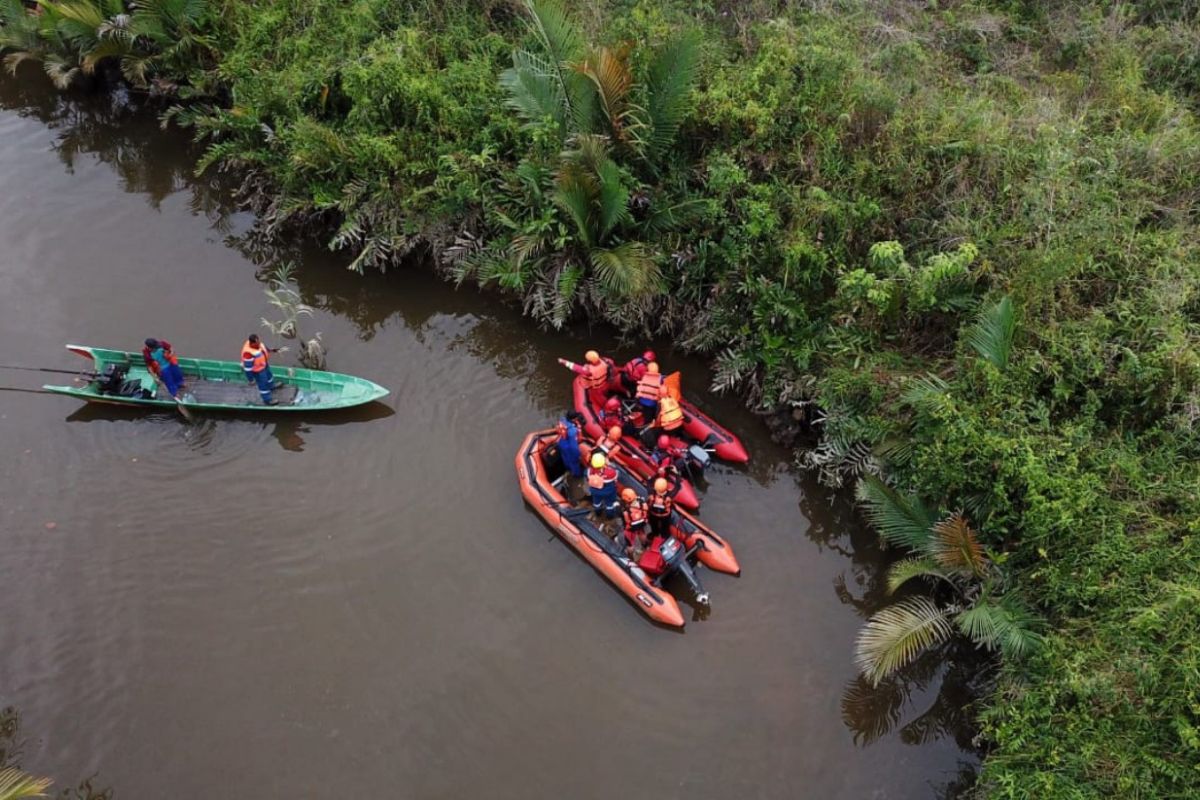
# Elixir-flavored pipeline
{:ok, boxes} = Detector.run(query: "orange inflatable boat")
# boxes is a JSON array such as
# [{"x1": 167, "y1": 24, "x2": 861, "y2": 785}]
[{"x1": 516, "y1": 430, "x2": 740, "y2": 627}]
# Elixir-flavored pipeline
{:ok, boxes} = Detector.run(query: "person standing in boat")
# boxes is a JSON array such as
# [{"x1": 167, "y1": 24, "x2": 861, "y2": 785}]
[
  {"x1": 142, "y1": 338, "x2": 185, "y2": 399},
  {"x1": 558, "y1": 350, "x2": 614, "y2": 409},
  {"x1": 241, "y1": 333, "x2": 281, "y2": 405},
  {"x1": 587, "y1": 452, "x2": 620, "y2": 521},
  {"x1": 635, "y1": 361, "x2": 665, "y2": 423},
  {"x1": 620, "y1": 487, "x2": 650, "y2": 556},
  {"x1": 647, "y1": 477, "x2": 675, "y2": 542},
  {"x1": 555, "y1": 411, "x2": 585, "y2": 478}
]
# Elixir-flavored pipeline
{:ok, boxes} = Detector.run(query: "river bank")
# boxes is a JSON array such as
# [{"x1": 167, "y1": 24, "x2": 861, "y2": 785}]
[
  {"x1": 0, "y1": 69, "x2": 981, "y2": 798},
  {"x1": 3, "y1": 1, "x2": 1199, "y2": 796}
]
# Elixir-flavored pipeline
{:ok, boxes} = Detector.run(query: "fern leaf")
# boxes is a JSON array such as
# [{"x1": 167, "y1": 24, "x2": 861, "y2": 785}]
[
  {"x1": 955, "y1": 596, "x2": 1041, "y2": 657},
  {"x1": 965, "y1": 295, "x2": 1016, "y2": 370},
  {"x1": 855, "y1": 597, "x2": 954, "y2": 686},
  {"x1": 856, "y1": 475, "x2": 935, "y2": 551}
]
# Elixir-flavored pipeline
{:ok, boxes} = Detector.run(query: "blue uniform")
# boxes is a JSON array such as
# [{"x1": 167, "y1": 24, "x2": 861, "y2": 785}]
[
  {"x1": 150, "y1": 347, "x2": 185, "y2": 397},
  {"x1": 557, "y1": 418, "x2": 583, "y2": 477}
]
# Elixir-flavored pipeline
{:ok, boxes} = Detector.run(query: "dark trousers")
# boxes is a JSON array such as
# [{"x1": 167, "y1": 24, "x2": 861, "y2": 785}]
[
  {"x1": 248, "y1": 367, "x2": 275, "y2": 402},
  {"x1": 160, "y1": 363, "x2": 185, "y2": 397},
  {"x1": 649, "y1": 514, "x2": 671, "y2": 540}
]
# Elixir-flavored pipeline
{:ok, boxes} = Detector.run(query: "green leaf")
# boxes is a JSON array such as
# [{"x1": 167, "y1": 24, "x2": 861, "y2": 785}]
[
  {"x1": 855, "y1": 597, "x2": 954, "y2": 686},
  {"x1": 856, "y1": 475, "x2": 936, "y2": 551},
  {"x1": 590, "y1": 241, "x2": 661, "y2": 298},
  {"x1": 639, "y1": 29, "x2": 700, "y2": 162},
  {"x1": 964, "y1": 295, "x2": 1016, "y2": 370},
  {"x1": 886, "y1": 557, "x2": 950, "y2": 594},
  {"x1": 955, "y1": 596, "x2": 1042, "y2": 657}
]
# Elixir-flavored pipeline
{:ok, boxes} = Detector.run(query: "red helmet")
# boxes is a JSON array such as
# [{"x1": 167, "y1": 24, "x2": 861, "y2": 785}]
[
  {"x1": 657, "y1": 435, "x2": 670, "y2": 449},
  {"x1": 604, "y1": 397, "x2": 620, "y2": 411},
  {"x1": 643, "y1": 349, "x2": 656, "y2": 362}
]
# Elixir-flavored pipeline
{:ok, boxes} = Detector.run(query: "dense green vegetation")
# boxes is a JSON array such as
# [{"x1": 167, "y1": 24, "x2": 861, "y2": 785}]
[{"x1": 3, "y1": 0, "x2": 1199, "y2": 796}]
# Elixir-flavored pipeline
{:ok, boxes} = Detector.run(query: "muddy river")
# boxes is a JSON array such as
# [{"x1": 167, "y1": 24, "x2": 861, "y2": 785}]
[{"x1": 0, "y1": 70, "x2": 975, "y2": 798}]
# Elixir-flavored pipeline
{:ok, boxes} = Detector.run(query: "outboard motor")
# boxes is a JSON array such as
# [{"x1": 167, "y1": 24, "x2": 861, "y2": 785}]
[
  {"x1": 686, "y1": 444, "x2": 711, "y2": 474},
  {"x1": 95, "y1": 363, "x2": 128, "y2": 395},
  {"x1": 655, "y1": 536, "x2": 710, "y2": 606}
]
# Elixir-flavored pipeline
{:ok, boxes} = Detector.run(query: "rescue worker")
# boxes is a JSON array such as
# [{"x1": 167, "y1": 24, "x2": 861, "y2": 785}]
[
  {"x1": 600, "y1": 396, "x2": 625, "y2": 432},
  {"x1": 620, "y1": 487, "x2": 650, "y2": 555},
  {"x1": 596, "y1": 425, "x2": 623, "y2": 458},
  {"x1": 651, "y1": 434, "x2": 685, "y2": 481},
  {"x1": 558, "y1": 350, "x2": 613, "y2": 409},
  {"x1": 142, "y1": 338, "x2": 185, "y2": 398},
  {"x1": 620, "y1": 349, "x2": 656, "y2": 395},
  {"x1": 587, "y1": 452, "x2": 620, "y2": 520},
  {"x1": 654, "y1": 393, "x2": 685, "y2": 441},
  {"x1": 647, "y1": 477, "x2": 674, "y2": 541},
  {"x1": 636, "y1": 361, "x2": 665, "y2": 420},
  {"x1": 555, "y1": 411, "x2": 585, "y2": 478},
  {"x1": 241, "y1": 333, "x2": 280, "y2": 405}
]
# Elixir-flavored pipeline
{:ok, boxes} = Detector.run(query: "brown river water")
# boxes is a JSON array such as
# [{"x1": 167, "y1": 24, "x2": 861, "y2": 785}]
[{"x1": 0, "y1": 70, "x2": 976, "y2": 798}]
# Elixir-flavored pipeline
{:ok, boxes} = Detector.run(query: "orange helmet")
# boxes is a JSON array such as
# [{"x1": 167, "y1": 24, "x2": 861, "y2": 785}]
[
  {"x1": 585, "y1": 350, "x2": 600, "y2": 364},
  {"x1": 591, "y1": 453, "x2": 607, "y2": 469},
  {"x1": 620, "y1": 488, "x2": 637, "y2": 503},
  {"x1": 657, "y1": 435, "x2": 670, "y2": 449},
  {"x1": 647, "y1": 362, "x2": 659, "y2": 374},
  {"x1": 608, "y1": 426, "x2": 622, "y2": 440},
  {"x1": 653, "y1": 477, "x2": 669, "y2": 493}
]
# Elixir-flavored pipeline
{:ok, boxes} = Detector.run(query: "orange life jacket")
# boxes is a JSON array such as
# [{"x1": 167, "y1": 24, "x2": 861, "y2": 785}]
[
  {"x1": 648, "y1": 491, "x2": 673, "y2": 518},
  {"x1": 597, "y1": 433, "x2": 621, "y2": 456},
  {"x1": 241, "y1": 340, "x2": 270, "y2": 373},
  {"x1": 657, "y1": 396, "x2": 684, "y2": 430},
  {"x1": 636, "y1": 372, "x2": 663, "y2": 402},
  {"x1": 584, "y1": 361, "x2": 609, "y2": 390}
]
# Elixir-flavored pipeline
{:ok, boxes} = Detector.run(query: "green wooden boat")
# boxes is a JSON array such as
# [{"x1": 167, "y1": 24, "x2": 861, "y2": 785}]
[{"x1": 43, "y1": 345, "x2": 389, "y2": 412}]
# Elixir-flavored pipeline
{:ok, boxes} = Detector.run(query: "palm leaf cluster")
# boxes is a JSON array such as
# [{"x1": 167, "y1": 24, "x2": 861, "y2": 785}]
[
  {"x1": 853, "y1": 476, "x2": 1041, "y2": 685},
  {"x1": 0, "y1": 768, "x2": 51, "y2": 800},
  {"x1": 501, "y1": 0, "x2": 699, "y2": 168},
  {"x1": 0, "y1": 0, "x2": 211, "y2": 91}
]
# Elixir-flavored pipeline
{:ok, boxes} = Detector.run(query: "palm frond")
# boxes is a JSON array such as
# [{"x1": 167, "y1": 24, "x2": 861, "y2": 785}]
[
  {"x1": 964, "y1": 295, "x2": 1016, "y2": 370},
  {"x1": 552, "y1": 160, "x2": 598, "y2": 246},
  {"x1": 855, "y1": 597, "x2": 954, "y2": 686},
  {"x1": 886, "y1": 557, "x2": 950, "y2": 594},
  {"x1": 518, "y1": 0, "x2": 592, "y2": 132},
  {"x1": 855, "y1": 475, "x2": 936, "y2": 551},
  {"x1": 500, "y1": 50, "x2": 566, "y2": 129},
  {"x1": 899, "y1": 373, "x2": 952, "y2": 414},
  {"x1": 594, "y1": 153, "x2": 630, "y2": 239},
  {"x1": 572, "y1": 44, "x2": 641, "y2": 143},
  {"x1": 954, "y1": 595, "x2": 1042, "y2": 657},
  {"x1": 639, "y1": 29, "x2": 701, "y2": 162},
  {"x1": 0, "y1": 767, "x2": 52, "y2": 800},
  {"x1": 930, "y1": 512, "x2": 987, "y2": 578},
  {"x1": 590, "y1": 241, "x2": 660, "y2": 298}
]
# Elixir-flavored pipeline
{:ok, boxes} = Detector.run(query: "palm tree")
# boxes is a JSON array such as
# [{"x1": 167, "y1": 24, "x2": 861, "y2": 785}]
[
  {"x1": 0, "y1": 768, "x2": 51, "y2": 800},
  {"x1": 500, "y1": 0, "x2": 700, "y2": 169},
  {"x1": 853, "y1": 476, "x2": 1041, "y2": 686},
  {"x1": 552, "y1": 134, "x2": 661, "y2": 300}
]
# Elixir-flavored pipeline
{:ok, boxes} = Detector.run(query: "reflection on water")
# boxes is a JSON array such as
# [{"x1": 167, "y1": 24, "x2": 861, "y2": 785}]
[{"x1": 0, "y1": 707, "x2": 113, "y2": 800}]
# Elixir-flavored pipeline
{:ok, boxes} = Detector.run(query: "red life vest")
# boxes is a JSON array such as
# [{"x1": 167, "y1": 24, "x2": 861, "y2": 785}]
[
  {"x1": 636, "y1": 372, "x2": 663, "y2": 401},
  {"x1": 599, "y1": 409, "x2": 624, "y2": 431},
  {"x1": 625, "y1": 357, "x2": 649, "y2": 383},
  {"x1": 648, "y1": 491, "x2": 673, "y2": 518},
  {"x1": 587, "y1": 465, "x2": 616, "y2": 490},
  {"x1": 241, "y1": 340, "x2": 270, "y2": 373},
  {"x1": 638, "y1": 539, "x2": 668, "y2": 576}
]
